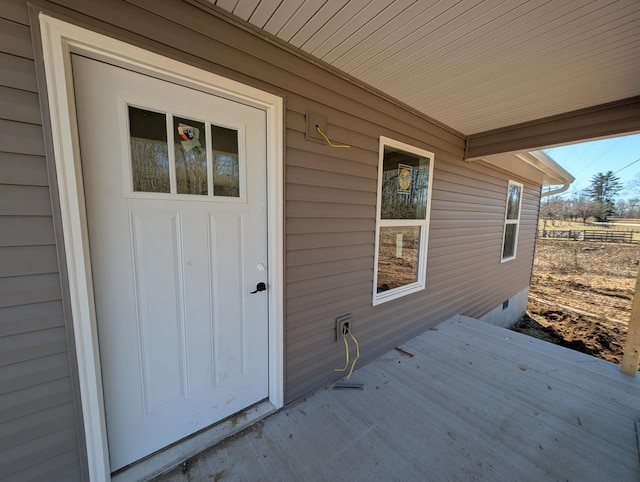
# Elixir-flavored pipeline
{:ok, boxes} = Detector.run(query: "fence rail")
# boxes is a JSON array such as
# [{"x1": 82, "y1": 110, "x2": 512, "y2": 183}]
[{"x1": 538, "y1": 230, "x2": 634, "y2": 243}]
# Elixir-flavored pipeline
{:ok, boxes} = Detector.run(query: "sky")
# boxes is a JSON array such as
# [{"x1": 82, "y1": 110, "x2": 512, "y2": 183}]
[{"x1": 542, "y1": 133, "x2": 640, "y2": 200}]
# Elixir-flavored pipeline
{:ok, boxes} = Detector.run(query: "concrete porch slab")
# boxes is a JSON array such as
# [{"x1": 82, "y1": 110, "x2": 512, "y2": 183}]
[{"x1": 154, "y1": 315, "x2": 640, "y2": 481}]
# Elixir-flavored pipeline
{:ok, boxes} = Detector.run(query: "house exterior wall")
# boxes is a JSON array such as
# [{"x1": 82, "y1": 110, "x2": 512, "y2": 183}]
[
  {"x1": 0, "y1": 0, "x2": 542, "y2": 479},
  {"x1": 0, "y1": 1, "x2": 85, "y2": 480}
]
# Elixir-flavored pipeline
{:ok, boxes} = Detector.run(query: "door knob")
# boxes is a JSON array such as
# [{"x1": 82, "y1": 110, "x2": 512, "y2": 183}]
[{"x1": 250, "y1": 282, "x2": 267, "y2": 294}]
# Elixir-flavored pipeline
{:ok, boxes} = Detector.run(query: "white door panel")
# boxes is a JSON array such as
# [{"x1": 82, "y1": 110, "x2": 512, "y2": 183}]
[{"x1": 72, "y1": 55, "x2": 269, "y2": 470}]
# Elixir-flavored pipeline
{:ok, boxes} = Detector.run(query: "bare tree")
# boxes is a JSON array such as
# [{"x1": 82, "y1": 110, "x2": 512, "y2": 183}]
[{"x1": 572, "y1": 194, "x2": 605, "y2": 223}]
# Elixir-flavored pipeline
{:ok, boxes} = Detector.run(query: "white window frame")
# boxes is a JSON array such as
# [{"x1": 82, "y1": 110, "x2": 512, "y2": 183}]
[
  {"x1": 373, "y1": 137, "x2": 435, "y2": 305},
  {"x1": 501, "y1": 180, "x2": 524, "y2": 262}
]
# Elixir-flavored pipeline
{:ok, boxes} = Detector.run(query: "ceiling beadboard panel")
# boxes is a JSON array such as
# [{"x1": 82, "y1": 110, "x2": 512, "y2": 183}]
[{"x1": 210, "y1": 0, "x2": 640, "y2": 135}]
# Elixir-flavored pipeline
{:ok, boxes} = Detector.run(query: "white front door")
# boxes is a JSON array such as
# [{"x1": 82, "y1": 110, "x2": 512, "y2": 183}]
[{"x1": 72, "y1": 55, "x2": 269, "y2": 471}]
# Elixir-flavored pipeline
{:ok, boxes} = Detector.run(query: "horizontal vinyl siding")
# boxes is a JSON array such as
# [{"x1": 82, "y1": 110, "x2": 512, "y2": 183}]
[
  {"x1": 0, "y1": 1, "x2": 82, "y2": 481},
  {"x1": 31, "y1": 0, "x2": 543, "y2": 406}
]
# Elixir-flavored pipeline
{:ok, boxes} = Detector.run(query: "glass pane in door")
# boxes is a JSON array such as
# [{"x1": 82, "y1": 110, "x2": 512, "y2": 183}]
[
  {"x1": 211, "y1": 125, "x2": 239, "y2": 197},
  {"x1": 174, "y1": 116, "x2": 208, "y2": 195},
  {"x1": 129, "y1": 106, "x2": 170, "y2": 193}
]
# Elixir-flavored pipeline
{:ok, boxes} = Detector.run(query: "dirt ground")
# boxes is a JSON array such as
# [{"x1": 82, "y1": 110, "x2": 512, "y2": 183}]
[{"x1": 511, "y1": 239, "x2": 639, "y2": 367}]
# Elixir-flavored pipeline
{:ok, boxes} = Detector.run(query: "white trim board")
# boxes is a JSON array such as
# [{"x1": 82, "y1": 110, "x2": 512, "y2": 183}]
[{"x1": 38, "y1": 14, "x2": 284, "y2": 481}]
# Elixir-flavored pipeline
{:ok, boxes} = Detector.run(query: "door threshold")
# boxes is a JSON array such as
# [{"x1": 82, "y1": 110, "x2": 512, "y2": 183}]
[{"x1": 111, "y1": 400, "x2": 276, "y2": 482}]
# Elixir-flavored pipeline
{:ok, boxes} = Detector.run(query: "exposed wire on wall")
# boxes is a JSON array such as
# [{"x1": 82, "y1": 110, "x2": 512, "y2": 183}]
[
  {"x1": 334, "y1": 325, "x2": 360, "y2": 379},
  {"x1": 316, "y1": 125, "x2": 351, "y2": 149},
  {"x1": 334, "y1": 330, "x2": 350, "y2": 373}
]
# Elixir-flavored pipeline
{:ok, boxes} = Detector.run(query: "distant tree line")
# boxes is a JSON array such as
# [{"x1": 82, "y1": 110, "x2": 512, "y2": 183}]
[{"x1": 542, "y1": 171, "x2": 633, "y2": 223}]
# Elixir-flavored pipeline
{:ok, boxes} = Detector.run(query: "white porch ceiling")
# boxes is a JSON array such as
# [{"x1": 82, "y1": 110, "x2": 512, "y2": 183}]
[{"x1": 209, "y1": 0, "x2": 640, "y2": 135}]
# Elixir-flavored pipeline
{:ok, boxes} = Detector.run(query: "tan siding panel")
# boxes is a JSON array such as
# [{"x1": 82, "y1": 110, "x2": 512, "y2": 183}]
[
  {"x1": 0, "y1": 86, "x2": 41, "y2": 124},
  {"x1": 0, "y1": 246, "x2": 59, "y2": 277},
  {"x1": 286, "y1": 165, "x2": 376, "y2": 193},
  {"x1": 428, "y1": 256, "x2": 502, "y2": 280},
  {"x1": 428, "y1": 218, "x2": 502, "y2": 229},
  {"x1": 0, "y1": 301, "x2": 65, "y2": 337},
  {"x1": 0, "y1": 377, "x2": 74, "y2": 424},
  {"x1": 0, "y1": 6, "x2": 82, "y2": 480},
  {"x1": 0, "y1": 17, "x2": 33, "y2": 59},
  {"x1": 0, "y1": 327, "x2": 68, "y2": 367},
  {"x1": 287, "y1": 183, "x2": 375, "y2": 206},
  {"x1": 286, "y1": 280, "x2": 371, "y2": 315},
  {"x1": 5, "y1": 450, "x2": 81, "y2": 482},
  {"x1": 286, "y1": 200, "x2": 375, "y2": 219},
  {"x1": 287, "y1": 244, "x2": 374, "y2": 267},
  {"x1": 288, "y1": 130, "x2": 378, "y2": 166},
  {"x1": 0, "y1": 0, "x2": 30, "y2": 25},
  {"x1": 287, "y1": 231, "x2": 373, "y2": 250},
  {"x1": 287, "y1": 148, "x2": 378, "y2": 179},
  {"x1": 435, "y1": 162, "x2": 508, "y2": 190},
  {"x1": 0, "y1": 353, "x2": 70, "y2": 395},
  {"x1": 286, "y1": 269, "x2": 371, "y2": 299},
  {"x1": 287, "y1": 256, "x2": 372, "y2": 283},
  {"x1": 0, "y1": 153, "x2": 49, "y2": 186},
  {"x1": 0, "y1": 185, "x2": 52, "y2": 215},
  {"x1": 0, "y1": 216, "x2": 55, "y2": 247},
  {"x1": 0, "y1": 119, "x2": 45, "y2": 156},
  {"x1": 430, "y1": 189, "x2": 505, "y2": 208},
  {"x1": 429, "y1": 224, "x2": 502, "y2": 239},
  {"x1": 0, "y1": 274, "x2": 61, "y2": 308},
  {"x1": 431, "y1": 188, "x2": 506, "y2": 206},
  {"x1": 0, "y1": 427, "x2": 78, "y2": 480},
  {"x1": 0, "y1": 53, "x2": 37, "y2": 92},
  {"x1": 286, "y1": 293, "x2": 373, "y2": 333},
  {"x1": 434, "y1": 175, "x2": 508, "y2": 198},
  {"x1": 286, "y1": 218, "x2": 374, "y2": 235},
  {"x1": 430, "y1": 207, "x2": 504, "y2": 220},
  {"x1": 0, "y1": 401, "x2": 75, "y2": 449},
  {"x1": 429, "y1": 232, "x2": 501, "y2": 250}
]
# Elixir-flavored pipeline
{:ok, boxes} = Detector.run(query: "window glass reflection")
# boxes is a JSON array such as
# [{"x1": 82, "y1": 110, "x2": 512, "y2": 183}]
[
  {"x1": 503, "y1": 224, "x2": 517, "y2": 258},
  {"x1": 377, "y1": 226, "x2": 421, "y2": 292},
  {"x1": 506, "y1": 183, "x2": 522, "y2": 220},
  {"x1": 211, "y1": 125, "x2": 239, "y2": 197},
  {"x1": 174, "y1": 116, "x2": 207, "y2": 195},
  {"x1": 381, "y1": 149, "x2": 430, "y2": 220},
  {"x1": 129, "y1": 106, "x2": 169, "y2": 193}
]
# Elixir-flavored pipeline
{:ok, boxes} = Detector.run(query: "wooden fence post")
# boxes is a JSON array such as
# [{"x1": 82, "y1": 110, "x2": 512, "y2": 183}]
[{"x1": 621, "y1": 267, "x2": 640, "y2": 376}]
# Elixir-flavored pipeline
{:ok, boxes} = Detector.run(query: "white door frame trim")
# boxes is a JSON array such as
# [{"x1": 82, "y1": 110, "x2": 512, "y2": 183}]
[{"x1": 39, "y1": 14, "x2": 284, "y2": 481}]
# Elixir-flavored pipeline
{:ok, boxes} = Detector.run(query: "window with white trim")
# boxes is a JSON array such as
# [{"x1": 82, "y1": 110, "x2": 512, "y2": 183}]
[
  {"x1": 501, "y1": 180, "x2": 523, "y2": 262},
  {"x1": 373, "y1": 137, "x2": 434, "y2": 305}
]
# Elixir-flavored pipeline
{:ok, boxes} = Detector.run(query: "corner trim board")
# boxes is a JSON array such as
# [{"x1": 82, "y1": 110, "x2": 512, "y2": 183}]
[{"x1": 38, "y1": 14, "x2": 284, "y2": 480}]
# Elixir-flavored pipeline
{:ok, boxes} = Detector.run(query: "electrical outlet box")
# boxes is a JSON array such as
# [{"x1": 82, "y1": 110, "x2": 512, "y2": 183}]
[
  {"x1": 306, "y1": 111, "x2": 327, "y2": 144},
  {"x1": 336, "y1": 314, "x2": 352, "y2": 341}
]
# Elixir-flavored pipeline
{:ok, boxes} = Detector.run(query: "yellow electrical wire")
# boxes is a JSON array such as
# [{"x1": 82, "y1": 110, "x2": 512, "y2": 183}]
[
  {"x1": 345, "y1": 326, "x2": 360, "y2": 379},
  {"x1": 316, "y1": 126, "x2": 351, "y2": 149},
  {"x1": 334, "y1": 325, "x2": 361, "y2": 379},
  {"x1": 334, "y1": 329, "x2": 350, "y2": 372}
]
